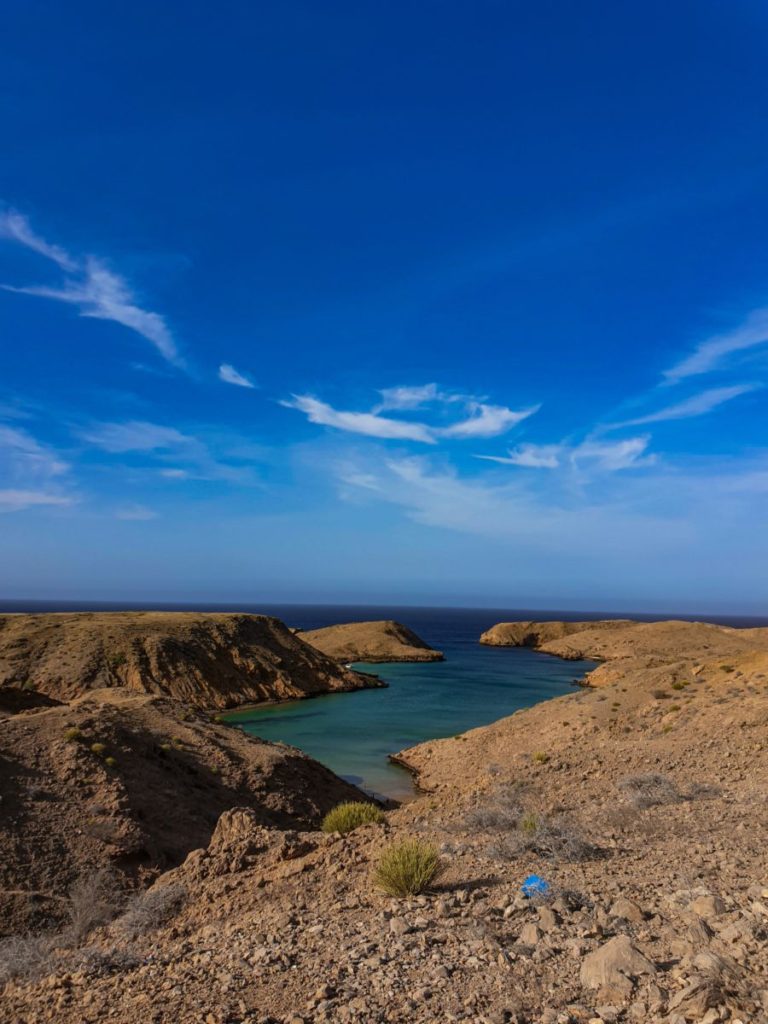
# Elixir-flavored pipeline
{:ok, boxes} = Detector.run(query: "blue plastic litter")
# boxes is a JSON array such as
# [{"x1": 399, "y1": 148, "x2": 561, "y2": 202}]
[{"x1": 521, "y1": 874, "x2": 550, "y2": 898}]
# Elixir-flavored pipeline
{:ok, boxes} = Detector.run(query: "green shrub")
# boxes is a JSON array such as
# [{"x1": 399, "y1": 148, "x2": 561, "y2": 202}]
[
  {"x1": 63, "y1": 728, "x2": 83, "y2": 742},
  {"x1": 90, "y1": 742, "x2": 107, "y2": 756},
  {"x1": 373, "y1": 839, "x2": 443, "y2": 897},
  {"x1": 104, "y1": 757, "x2": 117, "y2": 768},
  {"x1": 321, "y1": 801, "x2": 385, "y2": 834},
  {"x1": 532, "y1": 751, "x2": 549, "y2": 764}
]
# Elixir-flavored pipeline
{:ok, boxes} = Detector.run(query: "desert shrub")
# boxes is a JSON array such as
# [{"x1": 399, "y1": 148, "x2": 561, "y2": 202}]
[
  {"x1": 104, "y1": 757, "x2": 117, "y2": 768},
  {"x1": 671, "y1": 681, "x2": 686, "y2": 691},
  {"x1": 0, "y1": 935, "x2": 55, "y2": 984},
  {"x1": 63, "y1": 727, "x2": 83, "y2": 742},
  {"x1": 464, "y1": 781, "x2": 530, "y2": 831},
  {"x1": 652, "y1": 690, "x2": 670, "y2": 700},
  {"x1": 321, "y1": 801, "x2": 385, "y2": 834},
  {"x1": 617, "y1": 772, "x2": 682, "y2": 809},
  {"x1": 489, "y1": 815, "x2": 600, "y2": 863},
  {"x1": 532, "y1": 752, "x2": 549, "y2": 764},
  {"x1": 90, "y1": 742, "x2": 107, "y2": 756},
  {"x1": 65, "y1": 868, "x2": 121, "y2": 943},
  {"x1": 112, "y1": 882, "x2": 187, "y2": 941},
  {"x1": 373, "y1": 839, "x2": 444, "y2": 897},
  {"x1": 108, "y1": 653, "x2": 127, "y2": 669}
]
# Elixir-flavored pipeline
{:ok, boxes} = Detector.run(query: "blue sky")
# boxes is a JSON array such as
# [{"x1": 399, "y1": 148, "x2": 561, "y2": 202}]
[{"x1": 1, "y1": 1, "x2": 767, "y2": 612}]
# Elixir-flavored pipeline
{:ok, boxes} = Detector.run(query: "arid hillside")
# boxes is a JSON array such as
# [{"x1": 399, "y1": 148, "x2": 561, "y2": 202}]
[
  {"x1": 0, "y1": 687, "x2": 364, "y2": 935},
  {"x1": 300, "y1": 619, "x2": 443, "y2": 663},
  {"x1": 0, "y1": 612, "x2": 380, "y2": 709}
]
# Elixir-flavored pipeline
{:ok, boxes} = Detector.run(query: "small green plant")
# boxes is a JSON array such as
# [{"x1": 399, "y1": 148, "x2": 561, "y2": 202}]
[
  {"x1": 160, "y1": 742, "x2": 172, "y2": 751},
  {"x1": 668, "y1": 704, "x2": 681, "y2": 712},
  {"x1": 519, "y1": 811, "x2": 539, "y2": 834},
  {"x1": 321, "y1": 801, "x2": 385, "y2": 834},
  {"x1": 104, "y1": 757, "x2": 117, "y2": 768},
  {"x1": 213, "y1": 714, "x2": 224, "y2": 724},
  {"x1": 90, "y1": 742, "x2": 107, "y2": 756},
  {"x1": 373, "y1": 839, "x2": 443, "y2": 897},
  {"x1": 532, "y1": 751, "x2": 549, "y2": 764},
  {"x1": 64, "y1": 728, "x2": 83, "y2": 742},
  {"x1": 662, "y1": 724, "x2": 673, "y2": 734},
  {"x1": 653, "y1": 690, "x2": 670, "y2": 700},
  {"x1": 108, "y1": 653, "x2": 127, "y2": 670},
  {"x1": 671, "y1": 681, "x2": 686, "y2": 691}
]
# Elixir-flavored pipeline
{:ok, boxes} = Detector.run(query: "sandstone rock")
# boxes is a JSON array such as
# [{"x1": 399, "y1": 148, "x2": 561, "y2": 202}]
[
  {"x1": 580, "y1": 935, "x2": 656, "y2": 998},
  {"x1": 609, "y1": 898, "x2": 645, "y2": 923},
  {"x1": 689, "y1": 894, "x2": 726, "y2": 920}
]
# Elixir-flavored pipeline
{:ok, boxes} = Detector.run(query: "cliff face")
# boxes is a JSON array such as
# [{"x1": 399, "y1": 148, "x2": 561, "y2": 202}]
[
  {"x1": 0, "y1": 612, "x2": 381, "y2": 709},
  {"x1": 300, "y1": 619, "x2": 443, "y2": 663}
]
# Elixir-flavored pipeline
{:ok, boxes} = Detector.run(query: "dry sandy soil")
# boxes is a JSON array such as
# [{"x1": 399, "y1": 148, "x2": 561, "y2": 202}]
[
  {"x1": 1, "y1": 618, "x2": 767, "y2": 1024},
  {"x1": 300, "y1": 620, "x2": 443, "y2": 663},
  {"x1": 0, "y1": 612, "x2": 379, "y2": 709}
]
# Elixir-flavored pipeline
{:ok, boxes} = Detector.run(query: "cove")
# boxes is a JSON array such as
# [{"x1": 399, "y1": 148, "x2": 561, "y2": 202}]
[{"x1": 225, "y1": 635, "x2": 595, "y2": 800}]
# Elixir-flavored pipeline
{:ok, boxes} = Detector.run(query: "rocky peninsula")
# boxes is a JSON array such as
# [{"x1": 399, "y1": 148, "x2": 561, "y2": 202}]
[
  {"x1": 300, "y1": 619, "x2": 443, "y2": 663},
  {"x1": 0, "y1": 612, "x2": 380, "y2": 709}
]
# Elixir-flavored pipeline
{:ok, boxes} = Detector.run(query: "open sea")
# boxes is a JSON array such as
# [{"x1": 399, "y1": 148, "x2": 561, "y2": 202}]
[{"x1": 6, "y1": 600, "x2": 765, "y2": 800}]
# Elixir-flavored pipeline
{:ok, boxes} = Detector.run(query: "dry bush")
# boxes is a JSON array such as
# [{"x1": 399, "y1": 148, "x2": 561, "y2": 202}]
[
  {"x1": 617, "y1": 772, "x2": 682, "y2": 809},
  {"x1": 64, "y1": 868, "x2": 122, "y2": 944},
  {"x1": 373, "y1": 839, "x2": 444, "y2": 897},
  {"x1": 112, "y1": 882, "x2": 186, "y2": 940},
  {"x1": 489, "y1": 814, "x2": 600, "y2": 863},
  {"x1": 0, "y1": 934, "x2": 55, "y2": 985},
  {"x1": 464, "y1": 782, "x2": 528, "y2": 830}
]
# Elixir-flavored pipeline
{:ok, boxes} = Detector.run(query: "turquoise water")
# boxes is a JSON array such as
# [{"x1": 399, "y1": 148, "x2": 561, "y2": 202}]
[{"x1": 225, "y1": 610, "x2": 595, "y2": 800}]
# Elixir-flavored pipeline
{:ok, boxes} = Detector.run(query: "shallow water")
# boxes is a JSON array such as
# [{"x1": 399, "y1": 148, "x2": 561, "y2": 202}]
[{"x1": 225, "y1": 608, "x2": 595, "y2": 800}]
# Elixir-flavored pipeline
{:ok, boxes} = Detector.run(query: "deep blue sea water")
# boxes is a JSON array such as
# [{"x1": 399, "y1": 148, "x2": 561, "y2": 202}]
[{"x1": 4, "y1": 601, "x2": 766, "y2": 801}]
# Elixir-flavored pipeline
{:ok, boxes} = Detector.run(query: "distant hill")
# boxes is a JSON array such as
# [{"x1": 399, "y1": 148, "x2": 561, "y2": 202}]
[{"x1": 300, "y1": 619, "x2": 444, "y2": 663}]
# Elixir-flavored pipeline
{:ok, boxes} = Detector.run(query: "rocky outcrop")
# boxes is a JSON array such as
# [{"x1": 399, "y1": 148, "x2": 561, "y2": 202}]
[
  {"x1": 479, "y1": 619, "x2": 633, "y2": 649},
  {"x1": 0, "y1": 612, "x2": 381, "y2": 709},
  {"x1": 0, "y1": 687, "x2": 365, "y2": 934},
  {"x1": 480, "y1": 617, "x2": 768, "y2": 688},
  {"x1": 300, "y1": 620, "x2": 443, "y2": 663}
]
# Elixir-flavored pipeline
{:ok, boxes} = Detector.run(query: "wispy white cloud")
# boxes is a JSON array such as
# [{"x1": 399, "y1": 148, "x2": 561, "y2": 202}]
[
  {"x1": 477, "y1": 442, "x2": 562, "y2": 468},
  {"x1": 0, "y1": 210, "x2": 182, "y2": 366},
  {"x1": 81, "y1": 420, "x2": 192, "y2": 453},
  {"x1": 115, "y1": 503, "x2": 158, "y2": 521},
  {"x1": 612, "y1": 383, "x2": 759, "y2": 427},
  {"x1": 0, "y1": 208, "x2": 77, "y2": 271},
  {"x1": 570, "y1": 436, "x2": 653, "y2": 471},
  {"x1": 219, "y1": 363, "x2": 256, "y2": 389},
  {"x1": 663, "y1": 308, "x2": 768, "y2": 382},
  {"x1": 373, "y1": 383, "x2": 443, "y2": 412},
  {"x1": 0, "y1": 423, "x2": 75, "y2": 512},
  {"x1": 438, "y1": 402, "x2": 539, "y2": 439},
  {"x1": 0, "y1": 489, "x2": 74, "y2": 512},
  {"x1": 476, "y1": 435, "x2": 652, "y2": 472},
  {"x1": 80, "y1": 419, "x2": 262, "y2": 486},
  {"x1": 283, "y1": 389, "x2": 539, "y2": 443},
  {"x1": 281, "y1": 395, "x2": 437, "y2": 443}
]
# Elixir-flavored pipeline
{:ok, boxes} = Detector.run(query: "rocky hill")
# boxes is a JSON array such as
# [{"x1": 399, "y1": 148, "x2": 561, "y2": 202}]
[
  {"x1": 0, "y1": 612, "x2": 380, "y2": 709},
  {"x1": 1, "y1": 618, "x2": 767, "y2": 1023},
  {"x1": 481, "y1": 617, "x2": 768, "y2": 688},
  {"x1": 300, "y1": 619, "x2": 443, "y2": 663},
  {"x1": 0, "y1": 687, "x2": 364, "y2": 935}
]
